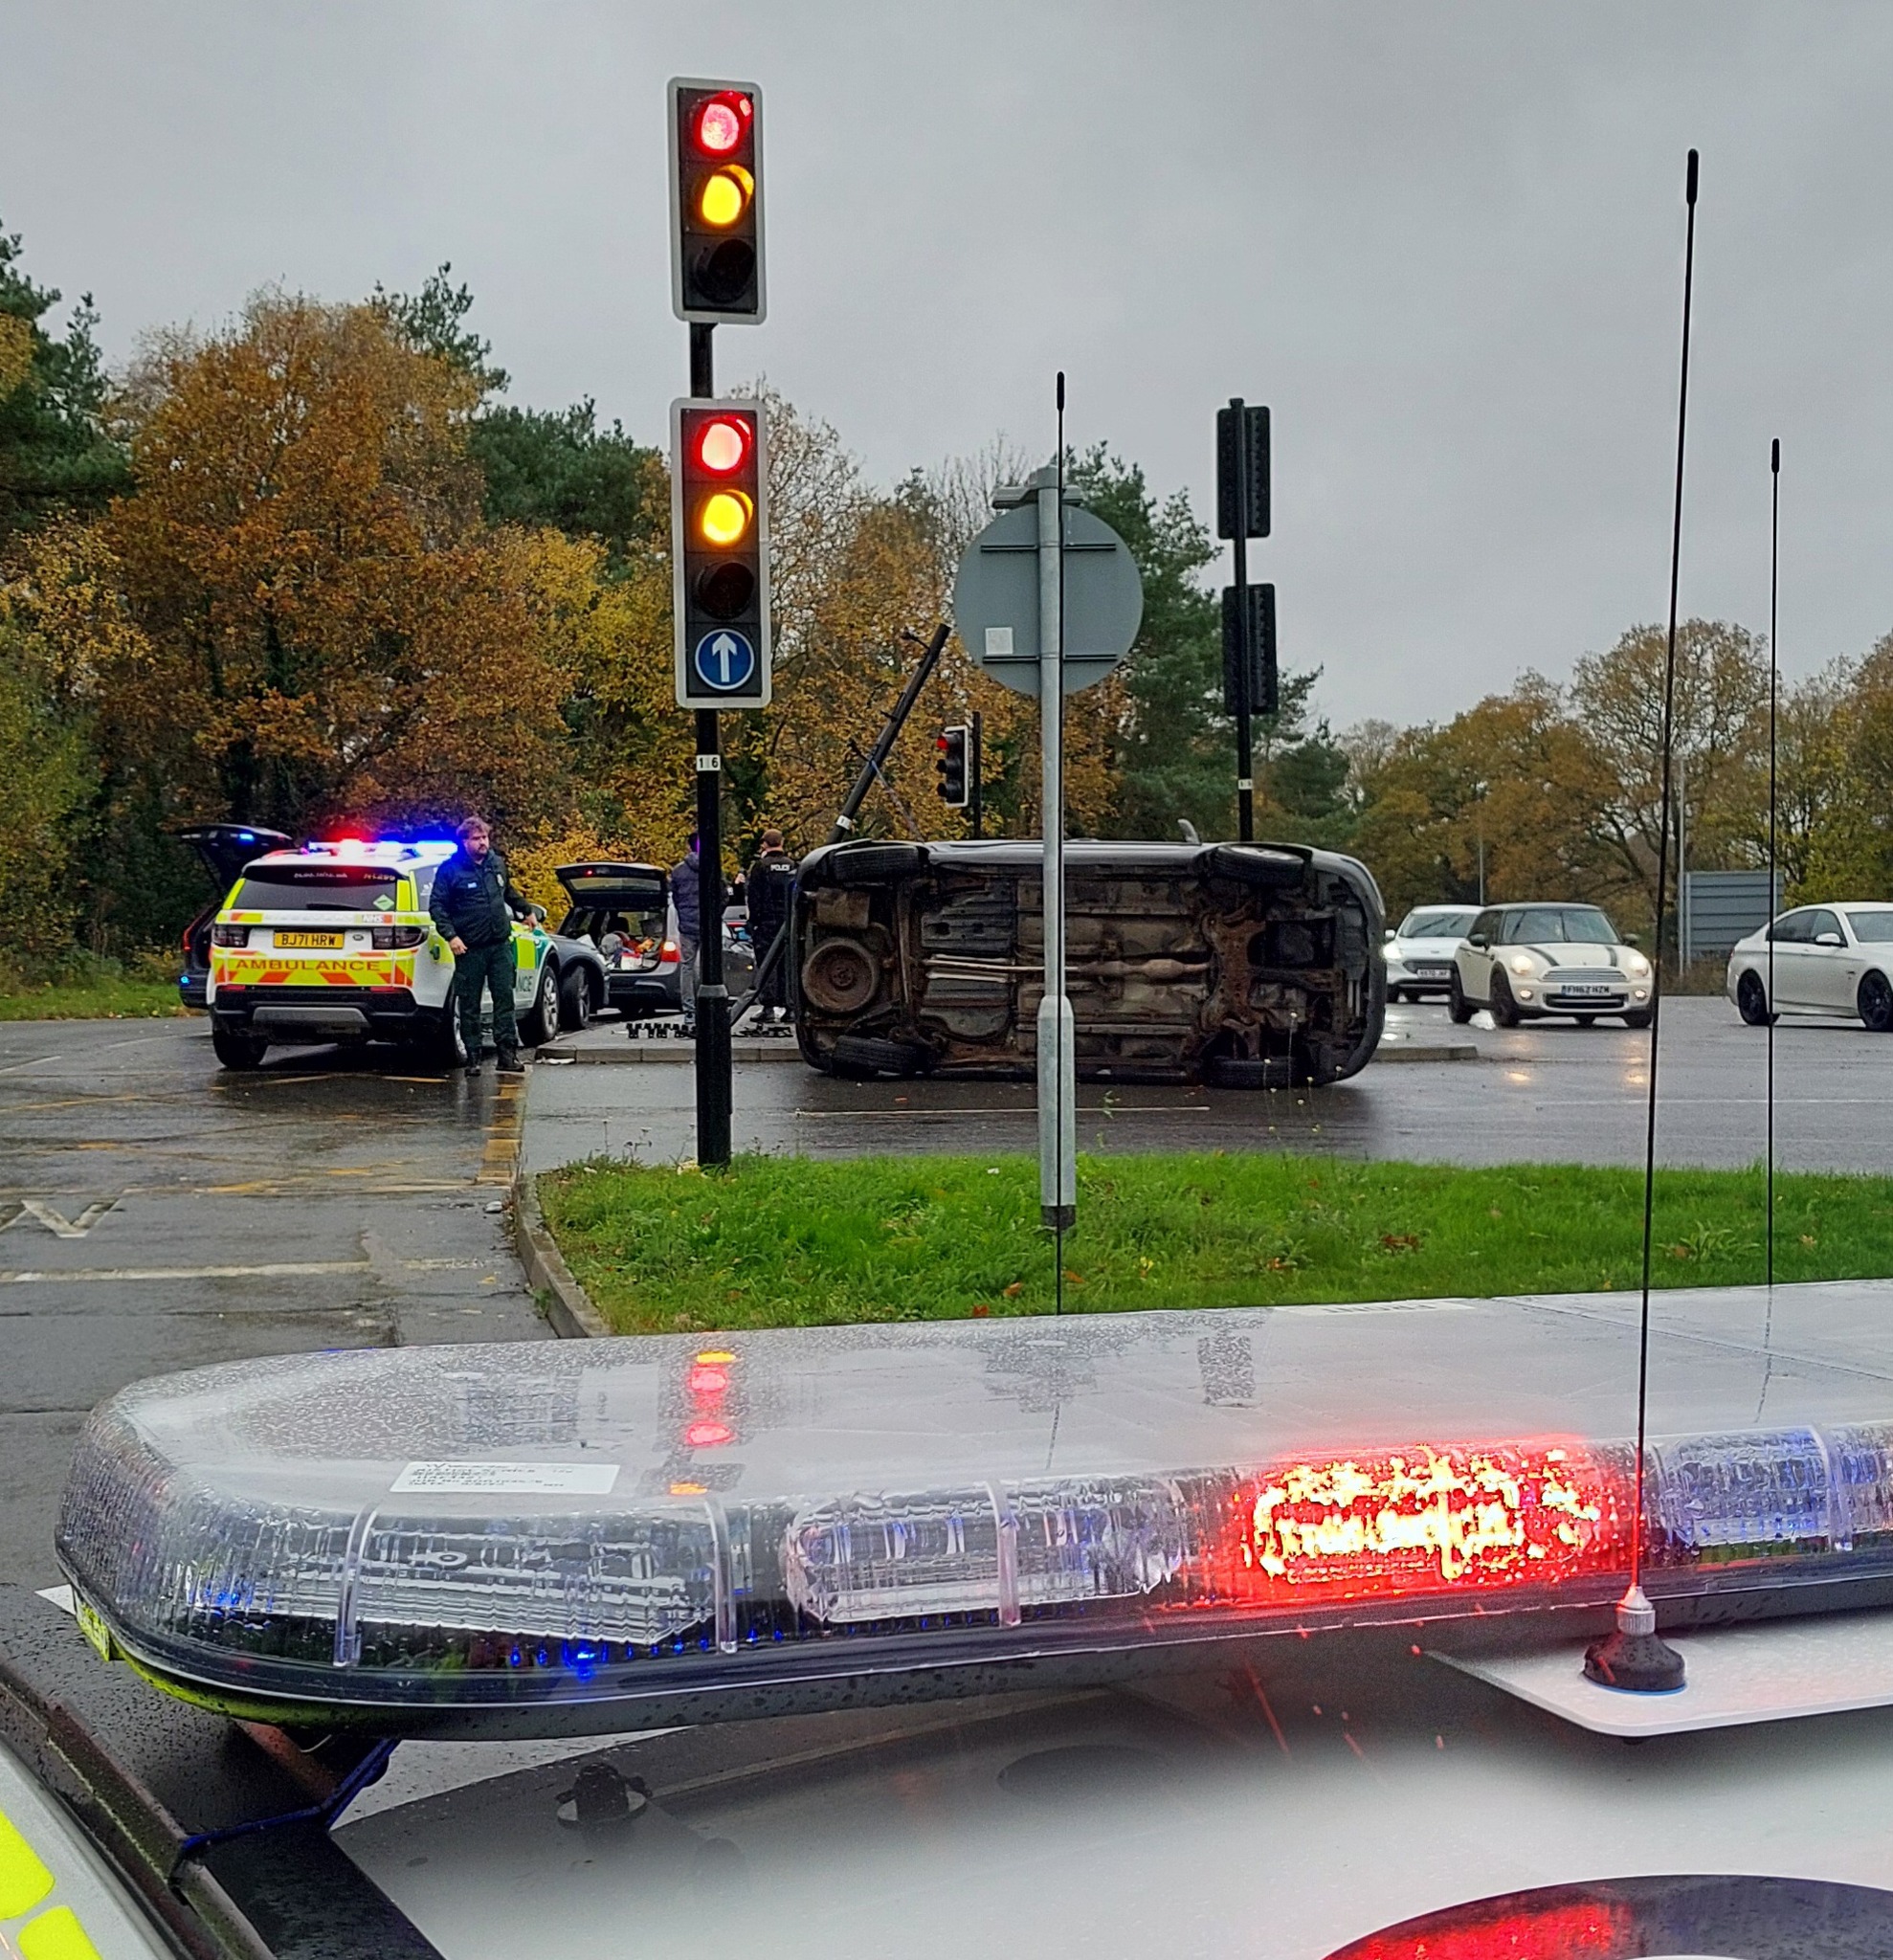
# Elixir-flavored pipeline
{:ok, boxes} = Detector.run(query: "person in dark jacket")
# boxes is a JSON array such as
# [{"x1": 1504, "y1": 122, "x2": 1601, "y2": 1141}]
[
  {"x1": 744, "y1": 828, "x2": 796, "y2": 1026},
  {"x1": 671, "y1": 835, "x2": 702, "y2": 1030},
  {"x1": 429, "y1": 815, "x2": 530, "y2": 1077}
]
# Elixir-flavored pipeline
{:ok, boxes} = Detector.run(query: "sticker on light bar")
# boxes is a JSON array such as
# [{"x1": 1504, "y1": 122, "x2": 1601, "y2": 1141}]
[{"x1": 51, "y1": 1305, "x2": 1893, "y2": 1730}]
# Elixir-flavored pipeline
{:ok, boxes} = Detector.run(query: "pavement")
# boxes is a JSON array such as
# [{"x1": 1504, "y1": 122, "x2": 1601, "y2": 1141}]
[
  {"x1": 523, "y1": 996, "x2": 1893, "y2": 1173},
  {"x1": 0, "y1": 1017, "x2": 549, "y2": 1589}
]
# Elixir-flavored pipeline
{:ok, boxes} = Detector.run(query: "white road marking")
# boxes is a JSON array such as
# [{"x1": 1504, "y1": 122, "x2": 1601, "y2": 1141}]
[
  {"x1": 0, "y1": 1198, "x2": 119, "y2": 1237},
  {"x1": 0, "y1": 1258, "x2": 372, "y2": 1283}
]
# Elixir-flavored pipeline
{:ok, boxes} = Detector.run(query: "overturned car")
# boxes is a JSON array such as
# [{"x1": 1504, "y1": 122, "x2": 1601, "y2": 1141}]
[{"x1": 791, "y1": 838, "x2": 1385, "y2": 1086}]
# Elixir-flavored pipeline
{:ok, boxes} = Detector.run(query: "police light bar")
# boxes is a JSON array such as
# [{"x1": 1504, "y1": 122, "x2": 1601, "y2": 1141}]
[{"x1": 55, "y1": 1299, "x2": 1893, "y2": 1736}]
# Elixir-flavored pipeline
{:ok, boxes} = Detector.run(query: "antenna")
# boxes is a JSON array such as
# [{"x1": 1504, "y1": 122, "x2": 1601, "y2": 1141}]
[
  {"x1": 1055, "y1": 369, "x2": 1067, "y2": 1320},
  {"x1": 1768, "y1": 438, "x2": 1780, "y2": 1291},
  {"x1": 1583, "y1": 150, "x2": 1699, "y2": 1697}
]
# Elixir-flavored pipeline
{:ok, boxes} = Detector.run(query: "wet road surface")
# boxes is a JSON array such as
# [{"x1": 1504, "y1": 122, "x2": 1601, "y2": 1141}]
[
  {"x1": 523, "y1": 997, "x2": 1893, "y2": 1173},
  {"x1": 0, "y1": 1017, "x2": 548, "y2": 1587}
]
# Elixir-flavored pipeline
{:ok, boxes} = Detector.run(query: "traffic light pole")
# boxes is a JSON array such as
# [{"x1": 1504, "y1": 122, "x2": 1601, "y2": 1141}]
[
  {"x1": 969, "y1": 710, "x2": 984, "y2": 839},
  {"x1": 1230, "y1": 396, "x2": 1255, "y2": 844},
  {"x1": 690, "y1": 322, "x2": 732, "y2": 1169},
  {"x1": 1233, "y1": 522, "x2": 1255, "y2": 844}
]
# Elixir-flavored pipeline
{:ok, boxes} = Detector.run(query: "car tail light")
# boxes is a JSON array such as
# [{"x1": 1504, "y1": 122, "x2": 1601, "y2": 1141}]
[
  {"x1": 211, "y1": 924, "x2": 250, "y2": 947},
  {"x1": 372, "y1": 925, "x2": 427, "y2": 949},
  {"x1": 660, "y1": 939, "x2": 680, "y2": 966}
]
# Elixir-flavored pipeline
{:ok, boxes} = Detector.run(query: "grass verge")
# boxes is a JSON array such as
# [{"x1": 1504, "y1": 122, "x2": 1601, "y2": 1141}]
[
  {"x1": 0, "y1": 978, "x2": 188, "y2": 1020},
  {"x1": 538, "y1": 1151, "x2": 1893, "y2": 1336}
]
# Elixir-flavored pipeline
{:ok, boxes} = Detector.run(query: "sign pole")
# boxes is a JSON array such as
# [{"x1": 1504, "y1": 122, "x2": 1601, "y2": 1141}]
[
  {"x1": 1037, "y1": 412, "x2": 1076, "y2": 1232},
  {"x1": 689, "y1": 321, "x2": 732, "y2": 1169},
  {"x1": 1231, "y1": 397, "x2": 1255, "y2": 842}
]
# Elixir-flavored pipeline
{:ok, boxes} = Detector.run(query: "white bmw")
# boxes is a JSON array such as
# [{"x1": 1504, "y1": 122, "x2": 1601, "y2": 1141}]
[
  {"x1": 1449, "y1": 902, "x2": 1654, "y2": 1027},
  {"x1": 1726, "y1": 901, "x2": 1893, "y2": 1030}
]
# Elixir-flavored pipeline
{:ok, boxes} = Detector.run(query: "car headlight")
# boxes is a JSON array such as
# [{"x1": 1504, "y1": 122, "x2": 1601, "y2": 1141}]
[
  {"x1": 1508, "y1": 953, "x2": 1539, "y2": 976},
  {"x1": 1623, "y1": 951, "x2": 1651, "y2": 977}
]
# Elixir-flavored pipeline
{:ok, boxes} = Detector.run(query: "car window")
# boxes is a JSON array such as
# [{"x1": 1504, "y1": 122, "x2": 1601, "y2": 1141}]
[
  {"x1": 1509, "y1": 907, "x2": 1617, "y2": 945},
  {"x1": 1399, "y1": 908, "x2": 1478, "y2": 938},
  {"x1": 1770, "y1": 910, "x2": 1812, "y2": 943},
  {"x1": 1807, "y1": 908, "x2": 1843, "y2": 943},
  {"x1": 1469, "y1": 910, "x2": 1501, "y2": 942},
  {"x1": 232, "y1": 867, "x2": 402, "y2": 912},
  {"x1": 1845, "y1": 910, "x2": 1893, "y2": 942}
]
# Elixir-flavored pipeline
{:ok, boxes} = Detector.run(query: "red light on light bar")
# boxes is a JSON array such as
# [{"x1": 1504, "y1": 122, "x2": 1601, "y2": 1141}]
[
  {"x1": 1330, "y1": 1897, "x2": 1634, "y2": 1960},
  {"x1": 694, "y1": 93, "x2": 750, "y2": 156},
  {"x1": 686, "y1": 1365, "x2": 729, "y2": 1397},
  {"x1": 681, "y1": 1419, "x2": 734, "y2": 1450},
  {"x1": 1221, "y1": 1443, "x2": 1622, "y2": 1603}
]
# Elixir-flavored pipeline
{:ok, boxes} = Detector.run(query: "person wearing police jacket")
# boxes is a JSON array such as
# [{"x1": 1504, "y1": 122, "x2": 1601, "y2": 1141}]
[{"x1": 430, "y1": 815, "x2": 532, "y2": 1077}]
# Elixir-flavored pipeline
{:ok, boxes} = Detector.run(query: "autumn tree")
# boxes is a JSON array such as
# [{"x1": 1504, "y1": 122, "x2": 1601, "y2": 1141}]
[
  {"x1": 1570, "y1": 620, "x2": 1771, "y2": 922},
  {"x1": 99, "y1": 293, "x2": 583, "y2": 838}
]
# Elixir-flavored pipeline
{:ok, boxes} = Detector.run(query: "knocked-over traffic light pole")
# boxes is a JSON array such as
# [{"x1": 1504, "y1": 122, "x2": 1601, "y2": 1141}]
[{"x1": 669, "y1": 78, "x2": 768, "y2": 1168}]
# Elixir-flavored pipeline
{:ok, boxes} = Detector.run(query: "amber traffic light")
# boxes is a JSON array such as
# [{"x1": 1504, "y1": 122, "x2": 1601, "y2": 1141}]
[
  {"x1": 669, "y1": 78, "x2": 766, "y2": 323},
  {"x1": 672, "y1": 398, "x2": 770, "y2": 708}
]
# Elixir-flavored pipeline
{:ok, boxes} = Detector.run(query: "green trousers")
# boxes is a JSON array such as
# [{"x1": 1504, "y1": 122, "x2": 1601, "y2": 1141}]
[{"x1": 454, "y1": 938, "x2": 519, "y2": 1060}]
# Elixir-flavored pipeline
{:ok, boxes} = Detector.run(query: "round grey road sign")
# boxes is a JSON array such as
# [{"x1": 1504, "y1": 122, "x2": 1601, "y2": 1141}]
[{"x1": 953, "y1": 501, "x2": 1144, "y2": 698}]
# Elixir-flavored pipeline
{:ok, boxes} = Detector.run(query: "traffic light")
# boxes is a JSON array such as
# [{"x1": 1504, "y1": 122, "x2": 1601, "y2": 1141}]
[
  {"x1": 672, "y1": 398, "x2": 771, "y2": 708},
  {"x1": 935, "y1": 726, "x2": 969, "y2": 808},
  {"x1": 669, "y1": 78, "x2": 766, "y2": 323},
  {"x1": 1216, "y1": 401, "x2": 1270, "y2": 539},
  {"x1": 1222, "y1": 582, "x2": 1278, "y2": 718}
]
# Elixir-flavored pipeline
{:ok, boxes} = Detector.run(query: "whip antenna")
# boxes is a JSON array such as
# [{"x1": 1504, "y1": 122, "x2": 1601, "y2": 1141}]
[
  {"x1": 1584, "y1": 148, "x2": 1699, "y2": 1696},
  {"x1": 1768, "y1": 438, "x2": 1780, "y2": 1291},
  {"x1": 1055, "y1": 369, "x2": 1067, "y2": 1318}
]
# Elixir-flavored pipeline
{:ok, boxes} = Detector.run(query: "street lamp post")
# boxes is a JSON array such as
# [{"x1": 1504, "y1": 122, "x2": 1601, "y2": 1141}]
[{"x1": 1473, "y1": 780, "x2": 1488, "y2": 906}]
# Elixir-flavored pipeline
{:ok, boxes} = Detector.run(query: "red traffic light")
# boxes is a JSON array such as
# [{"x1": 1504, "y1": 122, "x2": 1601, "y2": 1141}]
[
  {"x1": 694, "y1": 415, "x2": 751, "y2": 476},
  {"x1": 693, "y1": 92, "x2": 751, "y2": 157}
]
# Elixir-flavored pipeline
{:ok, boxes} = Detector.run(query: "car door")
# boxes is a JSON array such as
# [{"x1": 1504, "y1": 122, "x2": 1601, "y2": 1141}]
[
  {"x1": 1458, "y1": 907, "x2": 1503, "y2": 1002},
  {"x1": 1799, "y1": 907, "x2": 1858, "y2": 1013},
  {"x1": 1766, "y1": 910, "x2": 1819, "y2": 1008}
]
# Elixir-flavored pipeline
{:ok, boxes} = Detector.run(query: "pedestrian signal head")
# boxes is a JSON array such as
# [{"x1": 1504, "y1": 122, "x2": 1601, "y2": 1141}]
[{"x1": 670, "y1": 78, "x2": 766, "y2": 323}]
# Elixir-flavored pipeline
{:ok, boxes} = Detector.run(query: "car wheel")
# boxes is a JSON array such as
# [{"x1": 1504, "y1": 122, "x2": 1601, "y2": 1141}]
[
  {"x1": 521, "y1": 962, "x2": 560, "y2": 1047},
  {"x1": 1736, "y1": 969, "x2": 1773, "y2": 1027},
  {"x1": 825, "y1": 1034, "x2": 932, "y2": 1079},
  {"x1": 211, "y1": 1024, "x2": 268, "y2": 1070},
  {"x1": 1574, "y1": 1015, "x2": 1597, "y2": 1028},
  {"x1": 559, "y1": 968, "x2": 593, "y2": 1033},
  {"x1": 1204, "y1": 1053, "x2": 1296, "y2": 1090},
  {"x1": 1859, "y1": 970, "x2": 1893, "y2": 1033},
  {"x1": 1388, "y1": 986, "x2": 1406, "y2": 1004},
  {"x1": 1622, "y1": 1008, "x2": 1653, "y2": 1030},
  {"x1": 416, "y1": 1011, "x2": 467, "y2": 1072},
  {"x1": 1489, "y1": 972, "x2": 1521, "y2": 1029},
  {"x1": 1447, "y1": 972, "x2": 1475, "y2": 1024}
]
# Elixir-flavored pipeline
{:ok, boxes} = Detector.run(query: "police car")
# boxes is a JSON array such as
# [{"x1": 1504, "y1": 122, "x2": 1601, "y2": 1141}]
[
  {"x1": 11, "y1": 1279, "x2": 1893, "y2": 1957},
  {"x1": 204, "y1": 839, "x2": 604, "y2": 1070}
]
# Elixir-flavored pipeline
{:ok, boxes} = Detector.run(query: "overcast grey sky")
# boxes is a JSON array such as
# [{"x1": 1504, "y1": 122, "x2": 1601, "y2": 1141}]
[{"x1": 4, "y1": 2, "x2": 1889, "y2": 728}]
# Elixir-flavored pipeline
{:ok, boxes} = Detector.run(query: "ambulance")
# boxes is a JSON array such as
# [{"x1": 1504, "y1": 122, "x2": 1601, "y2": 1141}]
[{"x1": 203, "y1": 839, "x2": 570, "y2": 1070}]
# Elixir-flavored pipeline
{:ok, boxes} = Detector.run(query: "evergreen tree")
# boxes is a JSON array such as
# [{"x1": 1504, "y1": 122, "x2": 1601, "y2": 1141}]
[{"x1": 0, "y1": 218, "x2": 127, "y2": 538}]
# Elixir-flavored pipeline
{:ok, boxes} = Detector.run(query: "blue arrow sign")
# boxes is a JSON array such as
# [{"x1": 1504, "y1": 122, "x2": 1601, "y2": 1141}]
[{"x1": 692, "y1": 628, "x2": 757, "y2": 693}]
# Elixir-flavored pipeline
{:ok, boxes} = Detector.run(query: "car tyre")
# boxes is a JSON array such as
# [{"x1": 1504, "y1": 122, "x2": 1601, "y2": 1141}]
[
  {"x1": 825, "y1": 1034, "x2": 932, "y2": 1079},
  {"x1": 1622, "y1": 1009, "x2": 1653, "y2": 1030},
  {"x1": 1489, "y1": 972, "x2": 1521, "y2": 1029},
  {"x1": 559, "y1": 968, "x2": 593, "y2": 1033},
  {"x1": 1736, "y1": 969, "x2": 1774, "y2": 1027},
  {"x1": 1204, "y1": 1052, "x2": 1296, "y2": 1090},
  {"x1": 211, "y1": 1024, "x2": 268, "y2": 1070},
  {"x1": 521, "y1": 961, "x2": 561, "y2": 1047},
  {"x1": 417, "y1": 1011, "x2": 468, "y2": 1072},
  {"x1": 1447, "y1": 972, "x2": 1475, "y2": 1024},
  {"x1": 1859, "y1": 970, "x2": 1893, "y2": 1033},
  {"x1": 1574, "y1": 1014, "x2": 1597, "y2": 1028}
]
